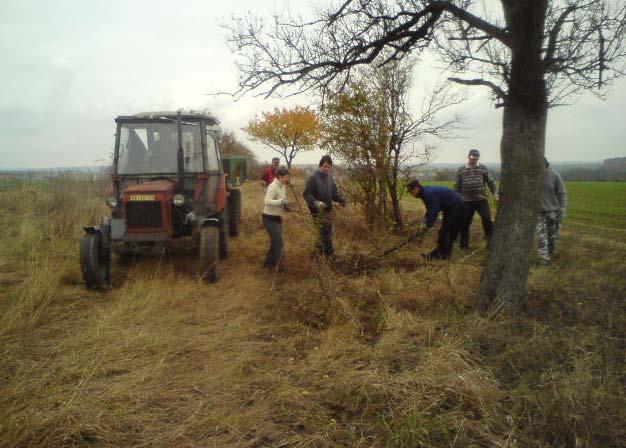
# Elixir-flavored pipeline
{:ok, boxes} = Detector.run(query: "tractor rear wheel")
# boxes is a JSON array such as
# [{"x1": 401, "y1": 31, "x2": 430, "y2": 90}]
[
  {"x1": 228, "y1": 189, "x2": 242, "y2": 237},
  {"x1": 80, "y1": 232, "x2": 111, "y2": 290},
  {"x1": 199, "y1": 226, "x2": 219, "y2": 283}
]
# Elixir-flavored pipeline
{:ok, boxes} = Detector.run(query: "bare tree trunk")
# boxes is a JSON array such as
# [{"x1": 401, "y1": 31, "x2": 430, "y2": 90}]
[
  {"x1": 477, "y1": 0, "x2": 548, "y2": 316},
  {"x1": 388, "y1": 148, "x2": 403, "y2": 228},
  {"x1": 389, "y1": 184, "x2": 402, "y2": 228},
  {"x1": 477, "y1": 104, "x2": 546, "y2": 315},
  {"x1": 378, "y1": 174, "x2": 387, "y2": 219}
]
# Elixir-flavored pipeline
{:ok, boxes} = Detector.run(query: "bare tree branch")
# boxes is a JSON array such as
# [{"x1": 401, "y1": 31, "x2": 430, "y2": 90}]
[
  {"x1": 448, "y1": 76, "x2": 507, "y2": 100},
  {"x1": 436, "y1": 1, "x2": 511, "y2": 46},
  {"x1": 544, "y1": 4, "x2": 577, "y2": 66},
  {"x1": 225, "y1": 0, "x2": 626, "y2": 108}
]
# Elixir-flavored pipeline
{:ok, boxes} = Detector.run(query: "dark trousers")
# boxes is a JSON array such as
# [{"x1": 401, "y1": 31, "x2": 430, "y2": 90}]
[
  {"x1": 431, "y1": 202, "x2": 466, "y2": 259},
  {"x1": 460, "y1": 199, "x2": 493, "y2": 248},
  {"x1": 314, "y1": 213, "x2": 334, "y2": 257},
  {"x1": 262, "y1": 214, "x2": 284, "y2": 268}
]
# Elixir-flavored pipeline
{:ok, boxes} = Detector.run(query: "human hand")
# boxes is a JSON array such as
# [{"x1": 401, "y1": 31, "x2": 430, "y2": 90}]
[
  {"x1": 314, "y1": 201, "x2": 327, "y2": 211},
  {"x1": 410, "y1": 225, "x2": 430, "y2": 241},
  {"x1": 281, "y1": 200, "x2": 291, "y2": 212},
  {"x1": 494, "y1": 193, "x2": 500, "y2": 202},
  {"x1": 558, "y1": 207, "x2": 567, "y2": 221}
]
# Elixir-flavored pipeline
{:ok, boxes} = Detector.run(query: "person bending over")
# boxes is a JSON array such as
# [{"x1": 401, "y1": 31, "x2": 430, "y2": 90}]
[{"x1": 407, "y1": 178, "x2": 466, "y2": 260}]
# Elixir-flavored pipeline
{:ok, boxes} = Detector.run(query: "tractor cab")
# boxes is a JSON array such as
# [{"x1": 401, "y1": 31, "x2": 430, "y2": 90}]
[{"x1": 80, "y1": 111, "x2": 246, "y2": 289}]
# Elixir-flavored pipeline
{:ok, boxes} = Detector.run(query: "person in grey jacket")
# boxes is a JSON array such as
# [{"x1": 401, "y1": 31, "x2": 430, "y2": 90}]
[
  {"x1": 303, "y1": 155, "x2": 346, "y2": 257},
  {"x1": 263, "y1": 167, "x2": 291, "y2": 269},
  {"x1": 536, "y1": 157, "x2": 567, "y2": 264}
]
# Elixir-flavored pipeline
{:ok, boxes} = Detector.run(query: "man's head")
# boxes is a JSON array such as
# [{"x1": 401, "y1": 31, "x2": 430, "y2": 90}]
[
  {"x1": 468, "y1": 149, "x2": 480, "y2": 165},
  {"x1": 271, "y1": 157, "x2": 280, "y2": 169},
  {"x1": 319, "y1": 155, "x2": 333, "y2": 174},
  {"x1": 406, "y1": 178, "x2": 423, "y2": 198}
]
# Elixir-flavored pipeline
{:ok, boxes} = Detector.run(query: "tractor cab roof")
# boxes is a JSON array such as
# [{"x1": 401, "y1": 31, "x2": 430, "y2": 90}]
[{"x1": 115, "y1": 111, "x2": 219, "y2": 125}]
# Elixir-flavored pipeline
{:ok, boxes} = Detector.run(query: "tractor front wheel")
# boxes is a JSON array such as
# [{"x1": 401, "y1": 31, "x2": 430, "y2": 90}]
[
  {"x1": 199, "y1": 226, "x2": 219, "y2": 283},
  {"x1": 80, "y1": 232, "x2": 111, "y2": 290}
]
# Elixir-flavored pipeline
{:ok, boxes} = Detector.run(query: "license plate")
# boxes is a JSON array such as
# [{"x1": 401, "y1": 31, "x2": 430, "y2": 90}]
[{"x1": 128, "y1": 194, "x2": 156, "y2": 201}]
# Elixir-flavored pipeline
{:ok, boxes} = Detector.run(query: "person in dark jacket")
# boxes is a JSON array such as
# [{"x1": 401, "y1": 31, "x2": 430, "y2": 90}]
[
  {"x1": 536, "y1": 157, "x2": 567, "y2": 264},
  {"x1": 303, "y1": 155, "x2": 346, "y2": 257},
  {"x1": 454, "y1": 149, "x2": 498, "y2": 249},
  {"x1": 407, "y1": 179, "x2": 466, "y2": 260}
]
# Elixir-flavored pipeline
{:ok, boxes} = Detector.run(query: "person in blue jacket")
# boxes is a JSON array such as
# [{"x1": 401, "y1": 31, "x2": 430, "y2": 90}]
[{"x1": 407, "y1": 178, "x2": 467, "y2": 260}]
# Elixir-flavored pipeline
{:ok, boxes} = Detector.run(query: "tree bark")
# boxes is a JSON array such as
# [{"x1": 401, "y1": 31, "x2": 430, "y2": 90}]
[
  {"x1": 477, "y1": 0, "x2": 548, "y2": 316},
  {"x1": 477, "y1": 104, "x2": 546, "y2": 315},
  {"x1": 388, "y1": 146, "x2": 403, "y2": 228}
]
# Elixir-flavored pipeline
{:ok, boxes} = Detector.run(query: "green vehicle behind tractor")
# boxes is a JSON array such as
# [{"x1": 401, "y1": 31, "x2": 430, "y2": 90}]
[{"x1": 80, "y1": 110, "x2": 247, "y2": 288}]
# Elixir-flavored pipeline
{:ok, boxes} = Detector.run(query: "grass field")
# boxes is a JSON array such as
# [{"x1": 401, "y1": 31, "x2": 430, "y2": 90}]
[
  {"x1": 565, "y1": 181, "x2": 626, "y2": 229},
  {"x1": 0, "y1": 175, "x2": 624, "y2": 447},
  {"x1": 414, "y1": 180, "x2": 626, "y2": 230}
]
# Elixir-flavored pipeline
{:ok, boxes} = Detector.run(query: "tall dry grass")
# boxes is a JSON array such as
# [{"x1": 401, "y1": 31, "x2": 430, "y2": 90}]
[
  {"x1": 0, "y1": 174, "x2": 624, "y2": 447},
  {"x1": 0, "y1": 175, "x2": 107, "y2": 336}
]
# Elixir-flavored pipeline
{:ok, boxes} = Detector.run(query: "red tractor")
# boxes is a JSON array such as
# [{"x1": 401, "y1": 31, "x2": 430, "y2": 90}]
[{"x1": 80, "y1": 111, "x2": 246, "y2": 288}]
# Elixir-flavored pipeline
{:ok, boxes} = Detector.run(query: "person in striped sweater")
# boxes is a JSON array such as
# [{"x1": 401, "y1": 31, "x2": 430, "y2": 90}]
[{"x1": 454, "y1": 149, "x2": 499, "y2": 249}]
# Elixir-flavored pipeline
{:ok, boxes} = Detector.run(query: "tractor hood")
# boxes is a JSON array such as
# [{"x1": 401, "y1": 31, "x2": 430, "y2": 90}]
[
  {"x1": 122, "y1": 180, "x2": 178, "y2": 234},
  {"x1": 123, "y1": 179, "x2": 178, "y2": 195}
]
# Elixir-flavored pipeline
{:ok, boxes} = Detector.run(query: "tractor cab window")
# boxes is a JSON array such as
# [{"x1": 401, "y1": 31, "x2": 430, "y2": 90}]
[
  {"x1": 206, "y1": 134, "x2": 220, "y2": 171},
  {"x1": 117, "y1": 123, "x2": 202, "y2": 175}
]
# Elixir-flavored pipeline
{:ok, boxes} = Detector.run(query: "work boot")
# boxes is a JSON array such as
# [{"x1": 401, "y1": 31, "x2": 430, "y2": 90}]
[{"x1": 422, "y1": 250, "x2": 441, "y2": 261}]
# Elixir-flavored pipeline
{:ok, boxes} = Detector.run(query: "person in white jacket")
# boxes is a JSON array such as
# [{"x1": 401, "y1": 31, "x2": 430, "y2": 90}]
[{"x1": 263, "y1": 166, "x2": 291, "y2": 269}]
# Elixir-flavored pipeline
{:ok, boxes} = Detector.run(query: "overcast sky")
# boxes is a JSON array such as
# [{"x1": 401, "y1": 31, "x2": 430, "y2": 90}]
[{"x1": 1, "y1": 0, "x2": 625, "y2": 169}]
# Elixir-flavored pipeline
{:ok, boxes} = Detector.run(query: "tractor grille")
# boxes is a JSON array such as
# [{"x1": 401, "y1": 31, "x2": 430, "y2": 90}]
[{"x1": 126, "y1": 201, "x2": 163, "y2": 228}]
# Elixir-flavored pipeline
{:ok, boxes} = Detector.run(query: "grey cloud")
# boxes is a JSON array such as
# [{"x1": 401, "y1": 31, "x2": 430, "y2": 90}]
[{"x1": 1, "y1": 0, "x2": 625, "y2": 168}]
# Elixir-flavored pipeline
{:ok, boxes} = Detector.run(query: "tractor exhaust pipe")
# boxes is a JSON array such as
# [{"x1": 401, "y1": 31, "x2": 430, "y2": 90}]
[{"x1": 176, "y1": 110, "x2": 185, "y2": 193}]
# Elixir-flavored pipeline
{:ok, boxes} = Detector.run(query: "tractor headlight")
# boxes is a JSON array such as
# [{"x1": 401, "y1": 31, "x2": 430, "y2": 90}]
[
  {"x1": 106, "y1": 196, "x2": 118, "y2": 208},
  {"x1": 173, "y1": 194, "x2": 185, "y2": 207}
]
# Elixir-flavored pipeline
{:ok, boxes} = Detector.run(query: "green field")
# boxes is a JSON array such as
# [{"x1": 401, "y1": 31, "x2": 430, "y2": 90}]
[
  {"x1": 566, "y1": 181, "x2": 626, "y2": 229},
  {"x1": 414, "y1": 180, "x2": 626, "y2": 230}
]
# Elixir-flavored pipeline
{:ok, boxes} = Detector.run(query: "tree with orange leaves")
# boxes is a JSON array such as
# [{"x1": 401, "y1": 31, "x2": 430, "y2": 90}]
[{"x1": 244, "y1": 106, "x2": 320, "y2": 168}]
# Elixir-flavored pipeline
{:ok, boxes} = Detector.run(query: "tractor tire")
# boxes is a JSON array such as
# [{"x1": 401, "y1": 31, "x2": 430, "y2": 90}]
[
  {"x1": 228, "y1": 189, "x2": 242, "y2": 237},
  {"x1": 80, "y1": 232, "x2": 111, "y2": 290},
  {"x1": 219, "y1": 206, "x2": 229, "y2": 260},
  {"x1": 199, "y1": 226, "x2": 219, "y2": 283}
]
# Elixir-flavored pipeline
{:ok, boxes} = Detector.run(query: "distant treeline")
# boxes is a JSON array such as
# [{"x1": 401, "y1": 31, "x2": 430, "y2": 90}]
[{"x1": 417, "y1": 157, "x2": 626, "y2": 182}]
